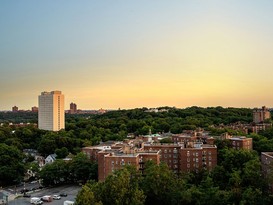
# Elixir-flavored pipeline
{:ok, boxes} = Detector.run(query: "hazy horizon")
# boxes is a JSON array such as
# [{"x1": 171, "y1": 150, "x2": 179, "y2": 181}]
[{"x1": 1, "y1": 1, "x2": 273, "y2": 110}]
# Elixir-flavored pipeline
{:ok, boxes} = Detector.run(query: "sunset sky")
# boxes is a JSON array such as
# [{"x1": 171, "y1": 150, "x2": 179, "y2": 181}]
[{"x1": 1, "y1": 1, "x2": 273, "y2": 110}]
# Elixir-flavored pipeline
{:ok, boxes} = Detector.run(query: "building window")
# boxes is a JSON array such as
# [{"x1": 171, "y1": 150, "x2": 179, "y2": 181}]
[
  {"x1": 187, "y1": 164, "x2": 190, "y2": 168},
  {"x1": 164, "y1": 150, "x2": 167, "y2": 153},
  {"x1": 187, "y1": 158, "x2": 190, "y2": 162},
  {"x1": 196, "y1": 153, "x2": 199, "y2": 157},
  {"x1": 187, "y1": 151, "x2": 190, "y2": 157}
]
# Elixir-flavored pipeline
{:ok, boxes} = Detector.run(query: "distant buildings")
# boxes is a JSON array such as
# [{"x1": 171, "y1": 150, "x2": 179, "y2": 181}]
[
  {"x1": 145, "y1": 108, "x2": 169, "y2": 113},
  {"x1": 253, "y1": 106, "x2": 271, "y2": 123},
  {"x1": 38, "y1": 91, "x2": 65, "y2": 131},
  {"x1": 69, "y1": 102, "x2": 77, "y2": 114},
  {"x1": 68, "y1": 102, "x2": 78, "y2": 114},
  {"x1": 98, "y1": 108, "x2": 107, "y2": 114},
  {"x1": 12, "y1": 106, "x2": 18, "y2": 112},
  {"x1": 31, "y1": 106, "x2": 38, "y2": 112}
]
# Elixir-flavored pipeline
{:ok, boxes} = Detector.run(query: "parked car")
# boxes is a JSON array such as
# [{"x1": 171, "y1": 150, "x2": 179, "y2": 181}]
[
  {"x1": 60, "y1": 193, "x2": 67, "y2": 197},
  {"x1": 33, "y1": 200, "x2": 43, "y2": 205},
  {"x1": 41, "y1": 195, "x2": 52, "y2": 202},
  {"x1": 63, "y1": 201, "x2": 74, "y2": 205},
  {"x1": 31, "y1": 197, "x2": 43, "y2": 204},
  {"x1": 53, "y1": 195, "x2": 61, "y2": 200},
  {"x1": 23, "y1": 193, "x2": 31, "y2": 198}
]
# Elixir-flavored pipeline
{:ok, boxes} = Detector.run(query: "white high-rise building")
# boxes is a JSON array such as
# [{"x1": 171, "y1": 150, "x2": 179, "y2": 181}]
[{"x1": 38, "y1": 91, "x2": 65, "y2": 131}]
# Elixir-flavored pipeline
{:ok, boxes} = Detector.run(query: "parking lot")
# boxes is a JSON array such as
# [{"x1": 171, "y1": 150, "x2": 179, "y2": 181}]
[{"x1": 9, "y1": 185, "x2": 81, "y2": 205}]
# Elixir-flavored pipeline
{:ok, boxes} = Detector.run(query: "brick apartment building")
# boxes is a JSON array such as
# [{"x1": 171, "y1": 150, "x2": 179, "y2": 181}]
[
  {"x1": 180, "y1": 144, "x2": 217, "y2": 173},
  {"x1": 229, "y1": 137, "x2": 253, "y2": 150},
  {"x1": 143, "y1": 142, "x2": 217, "y2": 173},
  {"x1": 210, "y1": 133, "x2": 253, "y2": 150},
  {"x1": 83, "y1": 139, "x2": 217, "y2": 181},
  {"x1": 82, "y1": 141, "x2": 160, "y2": 181},
  {"x1": 253, "y1": 106, "x2": 271, "y2": 124},
  {"x1": 97, "y1": 149, "x2": 160, "y2": 181}
]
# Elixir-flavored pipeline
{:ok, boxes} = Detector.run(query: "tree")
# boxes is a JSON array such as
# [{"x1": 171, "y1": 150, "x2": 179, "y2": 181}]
[
  {"x1": 101, "y1": 168, "x2": 145, "y2": 205},
  {"x1": 140, "y1": 162, "x2": 177, "y2": 205},
  {"x1": 0, "y1": 143, "x2": 25, "y2": 186},
  {"x1": 75, "y1": 182, "x2": 103, "y2": 205},
  {"x1": 70, "y1": 152, "x2": 97, "y2": 183},
  {"x1": 76, "y1": 168, "x2": 145, "y2": 205},
  {"x1": 55, "y1": 147, "x2": 69, "y2": 159},
  {"x1": 240, "y1": 187, "x2": 264, "y2": 205},
  {"x1": 242, "y1": 159, "x2": 264, "y2": 188},
  {"x1": 160, "y1": 138, "x2": 173, "y2": 143},
  {"x1": 39, "y1": 160, "x2": 70, "y2": 186},
  {"x1": 38, "y1": 137, "x2": 57, "y2": 157}
]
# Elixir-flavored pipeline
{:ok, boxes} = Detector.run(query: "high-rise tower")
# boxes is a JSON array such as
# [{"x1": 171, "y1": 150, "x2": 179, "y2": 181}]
[
  {"x1": 38, "y1": 91, "x2": 65, "y2": 131},
  {"x1": 253, "y1": 106, "x2": 271, "y2": 124},
  {"x1": 69, "y1": 102, "x2": 77, "y2": 114}
]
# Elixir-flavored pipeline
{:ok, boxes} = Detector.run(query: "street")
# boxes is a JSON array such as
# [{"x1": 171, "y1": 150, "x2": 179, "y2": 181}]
[{"x1": 8, "y1": 185, "x2": 81, "y2": 205}]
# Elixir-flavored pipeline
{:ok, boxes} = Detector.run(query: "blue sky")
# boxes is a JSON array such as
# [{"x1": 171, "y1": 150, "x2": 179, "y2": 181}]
[{"x1": 1, "y1": 1, "x2": 273, "y2": 110}]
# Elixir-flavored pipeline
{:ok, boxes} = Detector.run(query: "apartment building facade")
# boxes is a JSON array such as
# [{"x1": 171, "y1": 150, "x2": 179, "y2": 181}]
[
  {"x1": 229, "y1": 137, "x2": 253, "y2": 150},
  {"x1": 83, "y1": 139, "x2": 217, "y2": 181}
]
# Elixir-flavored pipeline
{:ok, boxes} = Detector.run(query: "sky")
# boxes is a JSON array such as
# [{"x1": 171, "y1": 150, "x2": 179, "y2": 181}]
[{"x1": 1, "y1": 0, "x2": 273, "y2": 110}]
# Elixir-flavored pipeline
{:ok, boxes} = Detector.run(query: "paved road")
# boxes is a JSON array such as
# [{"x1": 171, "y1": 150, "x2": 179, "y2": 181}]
[
  {"x1": 3, "y1": 181, "x2": 41, "y2": 195},
  {"x1": 9, "y1": 185, "x2": 81, "y2": 205}
]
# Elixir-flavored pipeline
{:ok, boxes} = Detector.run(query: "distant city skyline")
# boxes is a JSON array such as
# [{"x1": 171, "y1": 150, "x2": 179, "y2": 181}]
[{"x1": 1, "y1": 1, "x2": 273, "y2": 110}]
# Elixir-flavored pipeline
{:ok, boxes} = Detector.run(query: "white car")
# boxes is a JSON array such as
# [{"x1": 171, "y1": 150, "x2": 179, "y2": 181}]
[
  {"x1": 53, "y1": 195, "x2": 61, "y2": 200},
  {"x1": 33, "y1": 200, "x2": 43, "y2": 205}
]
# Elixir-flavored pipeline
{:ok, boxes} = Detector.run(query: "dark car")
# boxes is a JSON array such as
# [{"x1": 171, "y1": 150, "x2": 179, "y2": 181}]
[
  {"x1": 23, "y1": 194, "x2": 31, "y2": 198},
  {"x1": 59, "y1": 193, "x2": 67, "y2": 197}
]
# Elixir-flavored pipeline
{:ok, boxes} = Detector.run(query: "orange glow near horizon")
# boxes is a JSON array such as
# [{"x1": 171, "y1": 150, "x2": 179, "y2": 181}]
[{"x1": 1, "y1": 1, "x2": 273, "y2": 110}]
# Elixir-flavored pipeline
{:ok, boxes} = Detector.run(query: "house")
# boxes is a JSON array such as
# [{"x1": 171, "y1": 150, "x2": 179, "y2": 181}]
[{"x1": 45, "y1": 154, "x2": 57, "y2": 164}]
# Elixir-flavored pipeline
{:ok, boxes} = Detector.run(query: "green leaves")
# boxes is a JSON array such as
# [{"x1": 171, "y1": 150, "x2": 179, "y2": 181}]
[
  {"x1": 75, "y1": 168, "x2": 145, "y2": 205},
  {"x1": 0, "y1": 143, "x2": 25, "y2": 185}
]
